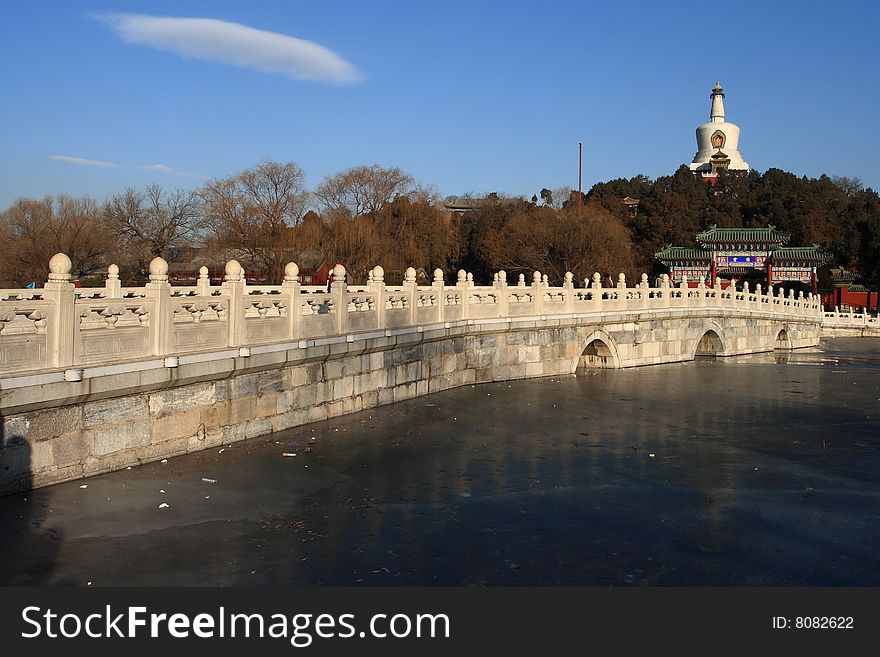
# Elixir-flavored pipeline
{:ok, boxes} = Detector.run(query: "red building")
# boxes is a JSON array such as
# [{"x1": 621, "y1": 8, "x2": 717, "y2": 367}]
[{"x1": 822, "y1": 268, "x2": 878, "y2": 313}]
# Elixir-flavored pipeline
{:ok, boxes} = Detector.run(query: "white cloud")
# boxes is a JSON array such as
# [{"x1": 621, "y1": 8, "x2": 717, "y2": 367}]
[
  {"x1": 95, "y1": 13, "x2": 362, "y2": 83},
  {"x1": 139, "y1": 164, "x2": 204, "y2": 179},
  {"x1": 49, "y1": 155, "x2": 121, "y2": 169}
]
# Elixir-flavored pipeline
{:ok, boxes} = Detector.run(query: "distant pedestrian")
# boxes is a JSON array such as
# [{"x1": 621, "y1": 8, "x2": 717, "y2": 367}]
[
  {"x1": 601, "y1": 273, "x2": 614, "y2": 288},
  {"x1": 326, "y1": 271, "x2": 334, "y2": 292}
]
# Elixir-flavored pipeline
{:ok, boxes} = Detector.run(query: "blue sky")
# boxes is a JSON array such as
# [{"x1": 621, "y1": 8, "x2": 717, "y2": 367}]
[{"x1": 2, "y1": 1, "x2": 879, "y2": 210}]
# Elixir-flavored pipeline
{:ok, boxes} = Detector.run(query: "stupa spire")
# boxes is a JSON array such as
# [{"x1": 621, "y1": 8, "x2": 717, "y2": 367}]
[
  {"x1": 689, "y1": 81, "x2": 749, "y2": 176},
  {"x1": 710, "y1": 81, "x2": 725, "y2": 122}
]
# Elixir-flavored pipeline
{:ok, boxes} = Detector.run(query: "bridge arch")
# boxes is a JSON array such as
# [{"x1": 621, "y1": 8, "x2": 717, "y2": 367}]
[
  {"x1": 573, "y1": 329, "x2": 621, "y2": 371},
  {"x1": 693, "y1": 322, "x2": 726, "y2": 358},
  {"x1": 774, "y1": 326, "x2": 792, "y2": 350}
]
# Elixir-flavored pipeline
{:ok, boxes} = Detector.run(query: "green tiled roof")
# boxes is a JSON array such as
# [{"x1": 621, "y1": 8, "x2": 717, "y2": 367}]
[
  {"x1": 696, "y1": 225, "x2": 790, "y2": 245},
  {"x1": 848, "y1": 284, "x2": 870, "y2": 292},
  {"x1": 655, "y1": 246, "x2": 711, "y2": 263},
  {"x1": 771, "y1": 246, "x2": 831, "y2": 263}
]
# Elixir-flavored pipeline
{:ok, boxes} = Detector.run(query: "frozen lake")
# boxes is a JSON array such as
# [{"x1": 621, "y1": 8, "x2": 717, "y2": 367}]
[{"x1": 1, "y1": 337, "x2": 878, "y2": 586}]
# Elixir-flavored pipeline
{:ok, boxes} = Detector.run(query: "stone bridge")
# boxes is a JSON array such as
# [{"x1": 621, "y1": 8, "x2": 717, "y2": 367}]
[{"x1": 0, "y1": 254, "x2": 824, "y2": 493}]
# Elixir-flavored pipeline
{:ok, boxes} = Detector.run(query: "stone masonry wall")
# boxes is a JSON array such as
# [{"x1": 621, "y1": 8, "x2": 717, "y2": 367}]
[{"x1": 0, "y1": 312, "x2": 820, "y2": 494}]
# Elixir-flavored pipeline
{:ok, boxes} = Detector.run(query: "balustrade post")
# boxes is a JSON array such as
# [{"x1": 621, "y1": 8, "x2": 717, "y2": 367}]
[
  {"x1": 591, "y1": 272, "x2": 602, "y2": 311},
  {"x1": 331, "y1": 263, "x2": 349, "y2": 335},
  {"x1": 45, "y1": 253, "x2": 76, "y2": 368},
  {"x1": 145, "y1": 256, "x2": 172, "y2": 356},
  {"x1": 531, "y1": 271, "x2": 545, "y2": 315},
  {"x1": 742, "y1": 281, "x2": 750, "y2": 307},
  {"x1": 105, "y1": 264, "x2": 121, "y2": 298},
  {"x1": 221, "y1": 259, "x2": 246, "y2": 348},
  {"x1": 697, "y1": 276, "x2": 707, "y2": 308},
  {"x1": 661, "y1": 274, "x2": 670, "y2": 309},
  {"x1": 640, "y1": 273, "x2": 649, "y2": 309},
  {"x1": 564, "y1": 272, "x2": 575, "y2": 313},
  {"x1": 432, "y1": 268, "x2": 444, "y2": 324},
  {"x1": 457, "y1": 270, "x2": 469, "y2": 320},
  {"x1": 403, "y1": 266, "x2": 418, "y2": 326},
  {"x1": 196, "y1": 266, "x2": 211, "y2": 297},
  {"x1": 498, "y1": 270, "x2": 511, "y2": 317},
  {"x1": 371, "y1": 266, "x2": 387, "y2": 330},
  {"x1": 281, "y1": 262, "x2": 301, "y2": 340},
  {"x1": 715, "y1": 277, "x2": 723, "y2": 305}
]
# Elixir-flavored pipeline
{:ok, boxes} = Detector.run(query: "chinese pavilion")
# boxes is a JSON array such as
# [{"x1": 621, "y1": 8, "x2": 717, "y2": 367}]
[{"x1": 655, "y1": 225, "x2": 830, "y2": 293}]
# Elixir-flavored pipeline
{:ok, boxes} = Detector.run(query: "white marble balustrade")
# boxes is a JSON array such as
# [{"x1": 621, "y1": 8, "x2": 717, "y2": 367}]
[{"x1": 0, "y1": 255, "x2": 826, "y2": 377}]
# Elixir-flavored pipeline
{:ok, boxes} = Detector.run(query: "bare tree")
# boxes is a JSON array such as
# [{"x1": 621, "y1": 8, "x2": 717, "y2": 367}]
[
  {"x1": 315, "y1": 164, "x2": 416, "y2": 220},
  {"x1": 479, "y1": 202, "x2": 636, "y2": 283},
  {"x1": 201, "y1": 160, "x2": 309, "y2": 282},
  {"x1": 0, "y1": 195, "x2": 113, "y2": 286},
  {"x1": 831, "y1": 176, "x2": 864, "y2": 198},
  {"x1": 103, "y1": 185, "x2": 203, "y2": 261}
]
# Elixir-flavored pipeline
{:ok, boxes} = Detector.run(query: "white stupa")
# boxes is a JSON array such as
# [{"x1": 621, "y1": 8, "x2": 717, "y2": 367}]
[{"x1": 689, "y1": 82, "x2": 749, "y2": 176}]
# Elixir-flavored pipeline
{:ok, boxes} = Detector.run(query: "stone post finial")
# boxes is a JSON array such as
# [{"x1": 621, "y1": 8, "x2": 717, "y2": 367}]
[
  {"x1": 680, "y1": 273, "x2": 688, "y2": 289},
  {"x1": 661, "y1": 273, "x2": 670, "y2": 288},
  {"x1": 541, "y1": 274, "x2": 548, "y2": 285},
  {"x1": 283, "y1": 262, "x2": 300, "y2": 283},
  {"x1": 565, "y1": 272, "x2": 574, "y2": 285},
  {"x1": 618, "y1": 272, "x2": 626, "y2": 286},
  {"x1": 333, "y1": 263, "x2": 347, "y2": 281},
  {"x1": 106, "y1": 263, "x2": 122, "y2": 297},
  {"x1": 743, "y1": 281, "x2": 749, "y2": 294},
  {"x1": 433, "y1": 268, "x2": 444, "y2": 283},
  {"x1": 592, "y1": 272, "x2": 601, "y2": 286},
  {"x1": 149, "y1": 256, "x2": 169, "y2": 283},
  {"x1": 367, "y1": 270, "x2": 374, "y2": 282},
  {"x1": 224, "y1": 259, "x2": 243, "y2": 283},
  {"x1": 197, "y1": 266, "x2": 210, "y2": 295},
  {"x1": 48, "y1": 253, "x2": 72, "y2": 282},
  {"x1": 372, "y1": 265, "x2": 385, "y2": 283},
  {"x1": 698, "y1": 276, "x2": 706, "y2": 290},
  {"x1": 715, "y1": 277, "x2": 722, "y2": 290},
  {"x1": 755, "y1": 283, "x2": 762, "y2": 297},
  {"x1": 641, "y1": 273, "x2": 649, "y2": 289},
  {"x1": 457, "y1": 269, "x2": 467, "y2": 284},
  {"x1": 533, "y1": 271, "x2": 542, "y2": 284},
  {"x1": 404, "y1": 266, "x2": 417, "y2": 284},
  {"x1": 466, "y1": 272, "x2": 474, "y2": 285},
  {"x1": 493, "y1": 272, "x2": 499, "y2": 283},
  {"x1": 498, "y1": 270, "x2": 507, "y2": 284}
]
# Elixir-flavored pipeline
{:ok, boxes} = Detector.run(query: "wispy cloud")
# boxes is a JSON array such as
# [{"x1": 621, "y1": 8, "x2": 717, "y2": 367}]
[
  {"x1": 49, "y1": 155, "x2": 121, "y2": 169},
  {"x1": 95, "y1": 13, "x2": 362, "y2": 83},
  {"x1": 139, "y1": 163, "x2": 204, "y2": 179}
]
